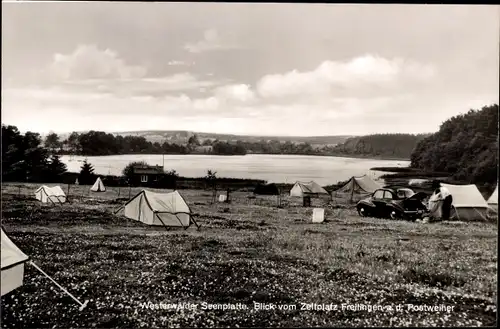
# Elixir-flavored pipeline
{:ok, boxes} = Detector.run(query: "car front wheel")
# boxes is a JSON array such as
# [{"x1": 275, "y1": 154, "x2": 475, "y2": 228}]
[
  {"x1": 358, "y1": 206, "x2": 368, "y2": 217},
  {"x1": 390, "y1": 210, "x2": 402, "y2": 220}
]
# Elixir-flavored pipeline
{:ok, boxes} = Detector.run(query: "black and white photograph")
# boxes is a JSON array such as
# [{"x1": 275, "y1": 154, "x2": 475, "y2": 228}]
[{"x1": 1, "y1": 1, "x2": 498, "y2": 327}]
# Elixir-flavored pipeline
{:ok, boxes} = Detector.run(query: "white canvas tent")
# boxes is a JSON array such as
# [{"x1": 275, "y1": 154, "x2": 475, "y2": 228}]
[
  {"x1": 116, "y1": 190, "x2": 198, "y2": 229},
  {"x1": 34, "y1": 186, "x2": 67, "y2": 204},
  {"x1": 335, "y1": 175, "x2": 381, "y2": 201},
  {"x1": 1, "y1": 228, "x2": 29, "y2": 296},
  {"x1": 290, "y1": 181, "x2": 329, "y2": 198},
  {"x1": 429, "y1": 183, "x2": 490, "y2": 221},
  {"x1": 90, "y1": 177, "x2": 106, "y2": 192}
]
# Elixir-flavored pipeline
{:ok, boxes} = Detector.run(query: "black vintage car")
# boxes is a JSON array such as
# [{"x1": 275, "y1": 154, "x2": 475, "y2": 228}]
[{"x1": 356, "y1": 187, "x2": 428, "y2": 220}]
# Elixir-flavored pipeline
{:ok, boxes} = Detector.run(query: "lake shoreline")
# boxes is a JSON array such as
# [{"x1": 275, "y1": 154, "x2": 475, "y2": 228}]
[
  {"x1": 61, "y1": 154, "x2": 408, "y2": 187},
  {"x1": 61, "y1": 152, "x2": 410, "y2": 162}
]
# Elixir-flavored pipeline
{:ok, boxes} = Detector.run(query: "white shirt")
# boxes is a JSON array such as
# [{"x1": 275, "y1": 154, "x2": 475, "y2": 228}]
[{"x1": 439, "y1": 186, "x2": 451, "y2": 199}]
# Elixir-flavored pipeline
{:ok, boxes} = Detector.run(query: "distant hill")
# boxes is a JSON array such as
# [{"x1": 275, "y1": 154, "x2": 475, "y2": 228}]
[
  {"x1": 324, "y1": 133, "x2": 432, "y2": 160},
  {"x1": 111, "y1": 130, "x2": 354, "y2": 146}
]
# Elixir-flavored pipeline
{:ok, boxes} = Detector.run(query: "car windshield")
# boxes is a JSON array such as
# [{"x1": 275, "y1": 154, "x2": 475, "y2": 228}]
[{"x1": 397, "y1": 189, "x2": 415, "y2": 198}]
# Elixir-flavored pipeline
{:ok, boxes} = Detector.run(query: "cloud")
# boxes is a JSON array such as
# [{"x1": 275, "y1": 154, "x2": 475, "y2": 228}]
[
  {"x1": 3, "y1": 51, "x2": 496, "y2": 136},
  {"x1": 48, "y1": 44, "x2": 147, "y2": 80},
  {"x1": 2, "y1": 83, "x2": 497, "y2": 136},
  {"x1": 57, "y1": 73, "x2": 230, "y2": 97},
  {"x1": 184, "y1": 29, "x2": 240, "y2": 53},
  {"x1": 256, "y1": 55, "x2": 435, "y2": 99},
  {"x1": 213, "y1": 84, "x2": 257, "y2": 103},
  {"x1": 167, "y1": 60, "x2": 194, "y2": 66}
]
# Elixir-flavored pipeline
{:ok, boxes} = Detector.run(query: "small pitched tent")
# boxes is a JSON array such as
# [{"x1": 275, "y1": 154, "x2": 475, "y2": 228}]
[
  {"x1": 430, "y1": 183, "x2": 490, "y2": 221},
  {"x1": 117, "y1": 190, "x2": 198, "y2": 229},
  {"x1": 334, "y1": 175, "x2": 381, "y2": 201},
  {"x1": 34, "y1": 186, "x2": 67, "y2": 204},
  {"x1": 290, "y1": 181, "x2": 329, "y2": 198},
  {"x1": 2, "y1": 229, "x2": 29, "y2": 296},
  {"x1": 91, "y1": 177, "x2": 106, "y2": 192}
]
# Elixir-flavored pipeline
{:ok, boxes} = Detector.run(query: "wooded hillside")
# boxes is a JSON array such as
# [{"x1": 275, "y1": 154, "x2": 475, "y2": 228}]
[
  {"x1": 410, "y1": 104, "x2": 498, "y2": 185},
  {"x1": 321, "y1": 133, "x2": 430, "y2": 159}
]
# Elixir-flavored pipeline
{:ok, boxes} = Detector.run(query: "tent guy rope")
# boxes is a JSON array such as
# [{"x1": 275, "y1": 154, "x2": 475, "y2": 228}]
[{"x1": 29, "y1": 261, "x2": 89, "y2": 311}]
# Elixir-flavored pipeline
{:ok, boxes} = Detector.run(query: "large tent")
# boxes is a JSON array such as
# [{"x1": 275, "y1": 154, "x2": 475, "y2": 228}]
[
  {"x1": 34, "y1": 186, "x2": 67, "y2": 204},
  {"x1": 334, "y1": 175, "x2": 381, "y2": 201},
  {"x1": 2, "y1": 228, "x2": 29, "y2": 296},
  {"x1": 429, "y1": 183, "x2": 490, "y2": 221},
  {"x1": 290, "y1": 181, "x2": 329, "y2": 197},
  {"x1": 90, "y1": 177, "x2": 106, "y2": 192},
  {"x1": 116, "y1": 190, "x2": 198, "y2": 229}
]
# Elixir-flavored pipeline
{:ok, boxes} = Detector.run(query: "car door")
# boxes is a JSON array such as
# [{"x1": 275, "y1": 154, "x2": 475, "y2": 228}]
[
  {"x1": 371, "y1": 190, "x2": 387, "y2": 217},
  {"x1": 382, "y1": 190, "x2": 396, "y2": 217}
]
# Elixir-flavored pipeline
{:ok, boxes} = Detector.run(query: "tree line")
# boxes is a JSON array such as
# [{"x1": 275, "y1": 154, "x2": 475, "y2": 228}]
[
  {"x1": 1, "y1": 125, "x2": 264, "y2": 190},
  {"x1": 410, "y1": 104, "x2": 498, "y2": 186},
  {"x1": 44, "y1": 130, "x2": 428, "y2": 158},
  {"x1": 2, "y1": 125, "x2": 68, "y2": 183},
  {"x1": 320, "y1": 133, "x2": 431, "y2": 159}
]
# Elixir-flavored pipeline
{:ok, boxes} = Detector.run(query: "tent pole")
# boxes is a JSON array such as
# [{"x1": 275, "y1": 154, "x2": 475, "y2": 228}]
[
  {"x1": 191, "y1": 215, "x2": 200, "y2": 230},
  {"x1": 154, "y1": 212, "x2": 170, "y2": 231},
  {"x1": 350, "y1": 179, "x2": 355, "y2": 203},
  {"x1": 114, "y1": 204, "x2": 126, "y2": 215},
  {"x1": 174, "y1": 213, "x2": 186, "y2": 229}
]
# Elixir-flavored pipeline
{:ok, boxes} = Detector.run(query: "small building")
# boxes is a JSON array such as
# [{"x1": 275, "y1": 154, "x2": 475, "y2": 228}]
[{"x1": 130, "y1": 164, "x2": 166, "y2": 187}]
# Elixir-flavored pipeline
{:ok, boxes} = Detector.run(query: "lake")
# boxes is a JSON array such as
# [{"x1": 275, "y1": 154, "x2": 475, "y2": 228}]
[{"x1": 61, "y1": 154, "x2": 410, "y2": 186}]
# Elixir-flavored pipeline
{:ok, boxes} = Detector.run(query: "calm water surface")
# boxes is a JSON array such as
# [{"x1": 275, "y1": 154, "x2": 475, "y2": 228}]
[{"x1": 61, "y1": 154, "x2": 409, "y2": 186}]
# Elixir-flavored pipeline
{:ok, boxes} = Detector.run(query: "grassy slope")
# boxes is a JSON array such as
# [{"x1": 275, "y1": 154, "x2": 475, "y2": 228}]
[{"x1": 1, "y1": 183, "x2": 497, "y2": 327}]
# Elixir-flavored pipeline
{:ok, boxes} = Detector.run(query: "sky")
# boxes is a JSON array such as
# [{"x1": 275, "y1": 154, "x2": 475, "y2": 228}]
[{"x1": 2, "y1": 2, "x2": 499, "y2": 136}]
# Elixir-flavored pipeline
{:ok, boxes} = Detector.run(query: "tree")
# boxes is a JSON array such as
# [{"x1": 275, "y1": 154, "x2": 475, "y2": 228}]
[
  {"x1": 23, "y1": 132, "x2": 49, "y2": 182},
  {"x1": 205, "y1": 169, "x2": 218, "y2": 203},
  {"x1": 122, "y1": 161, "x2": 148, "y2": 184},
  {"x1": 46, "y1": 154, "x2": 67, "y2": 182},
  {"x1": 65, "y1": 132, "x2": 81, "y2": 154},
  {"x1": 79, "y1": 159, "x2": 96, "y2": 185},
  {"x1": 162, "y1": 169, "x2": 180, "y2": 189},
  {"x1": 205, "y1": 169, "x2": 217, "y2": 188},
  {"x1": 410, "y1": 104, "x2": 498, "y2": 185},
  {"x1": 188, "y1": 134, "x2": 200, "y2": 146},
  {"x1": 44, "y1": 132, "x2": 62, "y2": 153},
  {"x1": 165, "y1": 169, "x2": 179, "y2": 178},
  {"x1": 2, "y1": 125, "x2": 26, "y2": 181}
]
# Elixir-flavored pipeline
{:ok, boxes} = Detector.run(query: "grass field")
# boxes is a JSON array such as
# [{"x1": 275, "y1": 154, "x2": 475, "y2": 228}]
[{"x1": 1, "y1": 182, "x2": 497, "y2": 327}]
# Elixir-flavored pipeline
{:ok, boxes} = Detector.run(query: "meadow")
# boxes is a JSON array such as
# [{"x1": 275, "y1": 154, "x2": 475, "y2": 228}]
[{"x1": 1, "y1": 183, "x2": 497, "y2": 327}]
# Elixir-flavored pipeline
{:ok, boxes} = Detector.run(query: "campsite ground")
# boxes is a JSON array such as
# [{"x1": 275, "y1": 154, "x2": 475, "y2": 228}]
[{"x1": 1, "y1": 183, "x2": 497, "y2": 327}]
